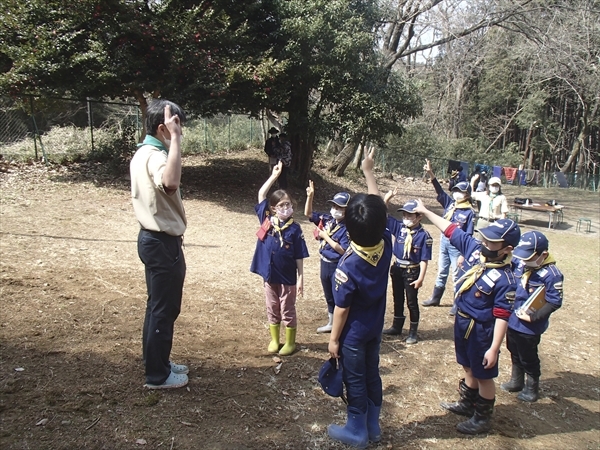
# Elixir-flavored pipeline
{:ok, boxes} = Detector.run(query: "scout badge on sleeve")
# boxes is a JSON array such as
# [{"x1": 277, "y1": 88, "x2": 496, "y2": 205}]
[
  {"x1": 318, "y1": 357, "x2": 347, "y2": 404},
  {"x1": 256, "y1": 217, "x2": 272, "y2": 241}
]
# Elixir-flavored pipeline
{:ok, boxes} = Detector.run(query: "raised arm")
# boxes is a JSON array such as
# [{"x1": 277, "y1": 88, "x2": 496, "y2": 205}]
[
  {"x1": 304, "y1": 180, "x2": 315, "y2": 217},
  {"x1": 161, "y1": 105, "x2": 183, "y2": 194},
  {"x1": 383, "y1": 187, "x2": 398, "y2": 207},
  {"x1": 424, "y1": 159, "x2": 436, "y2": 181},
  {"x1": 413, "y1": 199, "x2": 452, "y2": 233},
  {"x1": 258, "y1": 162, "x2": 282, "y2": 203},
  {"x1": 361, "y1": 148, "x2": 379, "y2": 196}
]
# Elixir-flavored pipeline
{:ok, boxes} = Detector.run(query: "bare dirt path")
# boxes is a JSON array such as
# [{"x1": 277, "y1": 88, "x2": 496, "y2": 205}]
[{"x1": 1, "y1": 149, "x2": 598, "y2": 449}]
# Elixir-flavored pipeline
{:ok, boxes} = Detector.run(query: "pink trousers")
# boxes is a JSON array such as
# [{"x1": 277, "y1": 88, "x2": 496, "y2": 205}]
[{"x1": 264, "y1": 282, "x2": 297, "y2": 328}]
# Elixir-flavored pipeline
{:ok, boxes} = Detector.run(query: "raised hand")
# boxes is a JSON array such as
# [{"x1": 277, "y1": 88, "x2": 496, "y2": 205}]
[
  {"x1": 272, "y1": 161, "x2": 283, "y2": 178},
  {"x1": 306, "y1": 180, "x2": 315, "y2": 197},
  {"x1": 164, "y1": 104, "x2": 181, "y2": 137},
  {"x1": 361, "y1": 147, "x2": 376, "y2": 173}
]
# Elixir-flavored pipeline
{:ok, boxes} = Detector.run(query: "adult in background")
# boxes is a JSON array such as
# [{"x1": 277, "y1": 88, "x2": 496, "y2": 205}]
[
  {"x1": 277, "y1": 133, "x2": 292, "y2": 189},
  {"x1": 470, "y1": 175, "x2": 508, "y2": 232},
  {"x1": 130, "y1": 99, "x2": 189, "y2": 389},
  {"x1": 264, "y1": 127, "x2": 280, "y2": 172}
]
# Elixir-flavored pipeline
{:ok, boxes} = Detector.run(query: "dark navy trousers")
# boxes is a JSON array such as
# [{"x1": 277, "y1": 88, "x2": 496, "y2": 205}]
[{"x1": 138, "y1": 229, "x2": 186, "y2": 385}]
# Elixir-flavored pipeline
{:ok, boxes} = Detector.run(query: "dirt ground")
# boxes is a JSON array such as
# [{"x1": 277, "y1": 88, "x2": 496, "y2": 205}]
[{"x1": 1, "y1": 148, "x2": 599, "y2": 450}]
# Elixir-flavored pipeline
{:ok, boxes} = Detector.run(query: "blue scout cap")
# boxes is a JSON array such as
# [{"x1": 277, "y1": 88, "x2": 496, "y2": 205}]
[
  {"x1": 398, "y1": 199, "x2": 418, "y2": 213},
  {"x1": 513, "y1": 230, "x2": 549, "y2": 260},
  {"x1": 318, "y1": 357, "x2": 344, "y2": 398},
  {"x1": 478, "y1": 218, "x2": 521, "y2": 247},
  {"x1": 327, "y1": 192, "x2": 351, "y2": 208},
  {"x1": 451, "y1": 181, "x2": 472, "y2": 194}
]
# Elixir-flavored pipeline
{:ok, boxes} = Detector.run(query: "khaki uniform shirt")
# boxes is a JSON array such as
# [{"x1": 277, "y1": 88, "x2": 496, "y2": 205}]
[
  {"x1": 472, "y1": 191, "x2": 508, "y2": 220},
  {"x1": 130, "y1": 143, "x2": 186, "y2": 236}
]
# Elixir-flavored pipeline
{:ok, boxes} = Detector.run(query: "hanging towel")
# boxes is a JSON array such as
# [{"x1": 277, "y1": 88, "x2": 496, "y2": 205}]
[
  {"x1": 493, "y1": 166, "x2": 502, "y2": 178},
  {"x1": 504, "y1": 167, "x2": 518, "y2": 183}
]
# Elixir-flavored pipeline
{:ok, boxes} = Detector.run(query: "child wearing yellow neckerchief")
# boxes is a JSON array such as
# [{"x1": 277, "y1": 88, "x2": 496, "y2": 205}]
[
  {"x1": 501, "y1": 231, "x2": 563, "y2": 403},
  {"x1": 413, "y1": 200, "x2": 520, "y2": 436},
  {"x1": 250, "y1": 162, "x2": 309, "y2": 356},
  {"x1": 421, "y1": 159, "x2": 475, "y2": 315},
  {"x1": 381, "y1": 191, "x2": 433, "y2": 344}
]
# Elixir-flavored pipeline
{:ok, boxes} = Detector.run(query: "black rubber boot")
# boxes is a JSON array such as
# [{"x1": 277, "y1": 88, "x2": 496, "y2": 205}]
[
  {"x1": 456, "y1": 395, "x2": 495, "y2": 435},
  {"x1": 501, "y1": 364, "x2": 525, "y2": 392},
  {"x1": 440, "y1": 378, "x2": 477, "y2": 417},
  {"x1": 517, "y1": 374, "x2": 540, "y2": 402},
  {"x1": 405, "y1": 322, "x2": 418, "y2": 344},
  {"x1": 382, "y1": 316, "x2": 405, "y2": 336},
  {"x1": 422, "y1": 286, "x2": 445, "y2": 307}
]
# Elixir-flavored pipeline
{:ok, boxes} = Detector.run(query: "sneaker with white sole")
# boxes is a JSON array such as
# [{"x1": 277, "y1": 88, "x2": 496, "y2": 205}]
[
  {"x1": 169, "y1": 361, "x2": 189, "y2": 375},
  {"x1": 144, "y1": 371, "x2": 188, "y2": 389}
]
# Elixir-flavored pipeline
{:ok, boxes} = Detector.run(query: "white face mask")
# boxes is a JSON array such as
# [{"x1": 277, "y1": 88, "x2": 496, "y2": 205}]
[
  {"x1": 403, "y1": 219, "x2": 415, "y2": 228},
  {"x1": 330, "y1": 208, "x2": 344, "y2": 220},
  {"x1": 164, "y1": 138, "x2": 171, "y2": 148},
  {"x1": 489, "y1": 186, "x2": 500, "y2": 194},
  {"x1": 276, "y1": 206, "x2": 293, "y2": 221},
  {"x1": 453, "y1": 192, "x2": 465, "y2": 201},
  {"x1": 524, "y1": 260, "x2": 539, "y2": 267}
]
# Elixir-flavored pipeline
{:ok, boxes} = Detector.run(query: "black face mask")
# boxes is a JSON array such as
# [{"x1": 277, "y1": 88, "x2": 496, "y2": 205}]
[{"x1": 480, "y1": 245, "x2": 500, "y2": 259}]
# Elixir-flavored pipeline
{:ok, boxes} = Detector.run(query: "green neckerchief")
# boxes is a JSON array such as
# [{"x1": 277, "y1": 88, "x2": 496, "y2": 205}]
[{"x1": 137, "y1": 135, "x2": 168, "y2": 153}]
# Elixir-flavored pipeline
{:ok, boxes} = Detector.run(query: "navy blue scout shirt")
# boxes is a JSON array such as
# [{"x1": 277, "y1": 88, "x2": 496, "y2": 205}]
[
  {"x1": 332, "y1": 230, "x2": 393, "y2": 347},
  {"x1": 432, "y1": 178, "x2": 475, "y2": 234},
  {"x1": 309, "y1": 212, "x2": 350, "y2": 262},
  {"x1": 509, "y1": 260, "x2": 563, "y2": 335},
  {"x1": 250, "y1": 199, "x2": 309, "y2": 285},
  {"x1": 448, "y1": 226, "x2": 516, "y2": 323},
  {"x1": 387, "y1": 216, "x2": 432, "y2": 264}
]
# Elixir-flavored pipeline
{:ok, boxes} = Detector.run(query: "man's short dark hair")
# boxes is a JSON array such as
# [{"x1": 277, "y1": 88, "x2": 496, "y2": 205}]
[
  {"x1": 345, "y1": 194, "x2": 387, "y2": 247},
  {"x1": 145, "y1": 99, "x2": 187, "y2": 136}
]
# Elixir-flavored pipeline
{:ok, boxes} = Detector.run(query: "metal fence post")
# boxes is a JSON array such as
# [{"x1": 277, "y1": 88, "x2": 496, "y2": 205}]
[
  {"x1": 29, "y1": 96, "x2": 38, "y2": 160},
  {"x1": 87, "y1": 97, "x2": 94, "y2": 153}
]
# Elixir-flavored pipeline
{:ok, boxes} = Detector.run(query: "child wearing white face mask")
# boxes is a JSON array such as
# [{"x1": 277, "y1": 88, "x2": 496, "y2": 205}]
[
  {"x1": 305, "y1": 182, "x2": 351, "y2": 333},
  {"x1": 422, "y1": 159, "x2": 476, "y2": 315},
  {"x1": 382, "y1": 190, "x2": 433, "y2": 343},
  {"x1": 251, "y1": 162, "x2": 310, "y2": 355},
  {"x1": 501, "y1": 231, "x2": 564, "y2": 403},
  {"x1": 471, "y1": 175, "x2": 508, "y2": 231}
]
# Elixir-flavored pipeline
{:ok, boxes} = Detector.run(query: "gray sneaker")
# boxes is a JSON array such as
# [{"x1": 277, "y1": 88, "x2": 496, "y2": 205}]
[
  {"x1": 145, "y1": 371, "x2": 188, "y2": 389},
  {"x1": 169, "y1": 361, "x2": 189, "y2": 375}
]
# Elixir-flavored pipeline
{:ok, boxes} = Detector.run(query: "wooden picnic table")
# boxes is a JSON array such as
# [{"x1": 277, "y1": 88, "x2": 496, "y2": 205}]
[{"x1": 511, "y1": 202, "x2": 564, "y2": 229}]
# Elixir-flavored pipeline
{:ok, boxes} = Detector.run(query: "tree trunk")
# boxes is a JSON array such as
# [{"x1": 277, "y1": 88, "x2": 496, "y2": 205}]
[
  {"x1": 351, "y1": 142, "x2": 364, "y2": 170},
  {"x1": 328, "y1": 140, "x2": 360, "y2": 176},
  {"x1": 133, "y1": 90, "x2": 149, "y2": 141},
  {"x1": 560, "y1": 103, "x2": 591, "y2": 173}
]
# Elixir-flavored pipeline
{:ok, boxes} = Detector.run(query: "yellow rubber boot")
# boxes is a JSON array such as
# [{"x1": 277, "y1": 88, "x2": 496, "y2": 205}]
[
  {"x1": 268, "y1": 324, "x2": 280, "y2": 353},
  {"x1": 279, "y1": 327, "x2": 296, "y2": 356}
]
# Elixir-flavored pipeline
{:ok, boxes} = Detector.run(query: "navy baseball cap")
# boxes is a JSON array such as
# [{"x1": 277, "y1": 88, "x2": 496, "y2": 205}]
[
  {"x1": 478, "y1": 218, "x2": 521, "y2": 247},
  {"x1": 398, "y1": 199, "x2": 418, "y2": 213},
  {"x1": 327, "y1": 192, "x2": 351, "y2": 208},
  {"x1": 513, "y1": 231, "x2": 549, "y2": 260},
  {"x1": 451, "y1": 181, "x2": 472, "y2": 194},
  {"x1": 318, "y1": 357, "x2": 344, "y2": 398}
]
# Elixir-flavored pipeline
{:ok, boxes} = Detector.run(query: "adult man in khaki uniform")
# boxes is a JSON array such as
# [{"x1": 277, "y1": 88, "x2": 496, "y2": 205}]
[{"x1": 130, "y1": 100, "x2": 188, "y2": 389}]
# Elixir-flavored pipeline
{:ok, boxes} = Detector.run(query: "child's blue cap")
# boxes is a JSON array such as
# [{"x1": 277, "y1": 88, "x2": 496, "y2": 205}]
[
  {"x1": 479, "y1": 219, "x2": 521, "y2": 247},
  {"x1": 513, "y1": 231, "x2": 549, "y2": 260},
  {"x1": 327, "y1": 192, "x2": 351, "y2": 208},
  {"x1": 451, "y1": 181, "x2": 472, "y2": 194},
  {"x1": 398, "y1": 200, "x2": 419, "y2": 213},
  {"x1": 318, "y1": 357, "x2": 344, "y2": 398}
]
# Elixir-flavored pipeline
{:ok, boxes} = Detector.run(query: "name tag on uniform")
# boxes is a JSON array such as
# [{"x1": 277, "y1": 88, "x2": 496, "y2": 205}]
[
  {"x1": 482, "y1": 274, "x2": 495, "y2": 288},
  {"x1": 488, "y1": 269, "x2": 501, "y2": 281},
  {"x1": 538, "y1": 268, "x2": 548, "y2": 277}
]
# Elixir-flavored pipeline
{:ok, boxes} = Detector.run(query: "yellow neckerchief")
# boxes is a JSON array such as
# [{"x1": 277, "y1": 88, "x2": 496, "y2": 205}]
[
  {"x1": 350, "y1": 240, "x2": 384, "y2": 267},
  {"x1": 320, "y1": 220, "x2": 342, "y2": 250},
  {"x1": 443, "y1": 199, "x2": 473, "y2": 220},
  {"x1": 402, "y1": 227, "x2": 417, "y2": 259},
  {"x1": 521, "y1": 253, "x2": 557, "y2": 288},
  {"x1": 271, "y1": 216, "x2": 294, "y2": 247},
  {"x1": 455, "y1": 252, "x2": 513, "y2": 298}
]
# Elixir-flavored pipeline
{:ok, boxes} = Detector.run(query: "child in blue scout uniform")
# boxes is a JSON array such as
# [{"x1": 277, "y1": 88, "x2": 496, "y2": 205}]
[
  {"x1": 501, "y1": 231, "x2": 563, "y2": 402},
  {"x1": 414, "y1": 199, "x2": 520, "y2": 435},
  {"x1": 326, "y1": 149, "x2": 392, "y2": 449},
  {"x1": 422, "y1": 159, "x2": 475, "y2": 315},
  {"x1": 304, "y1": 181, "x2": 351, "y2": 333},
  {"x1": 250, "y1": 162, "x2": 309, "y2": 356},
  {"x1": 381, "y1": 189, "x2": 432, "y2": 344}
]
